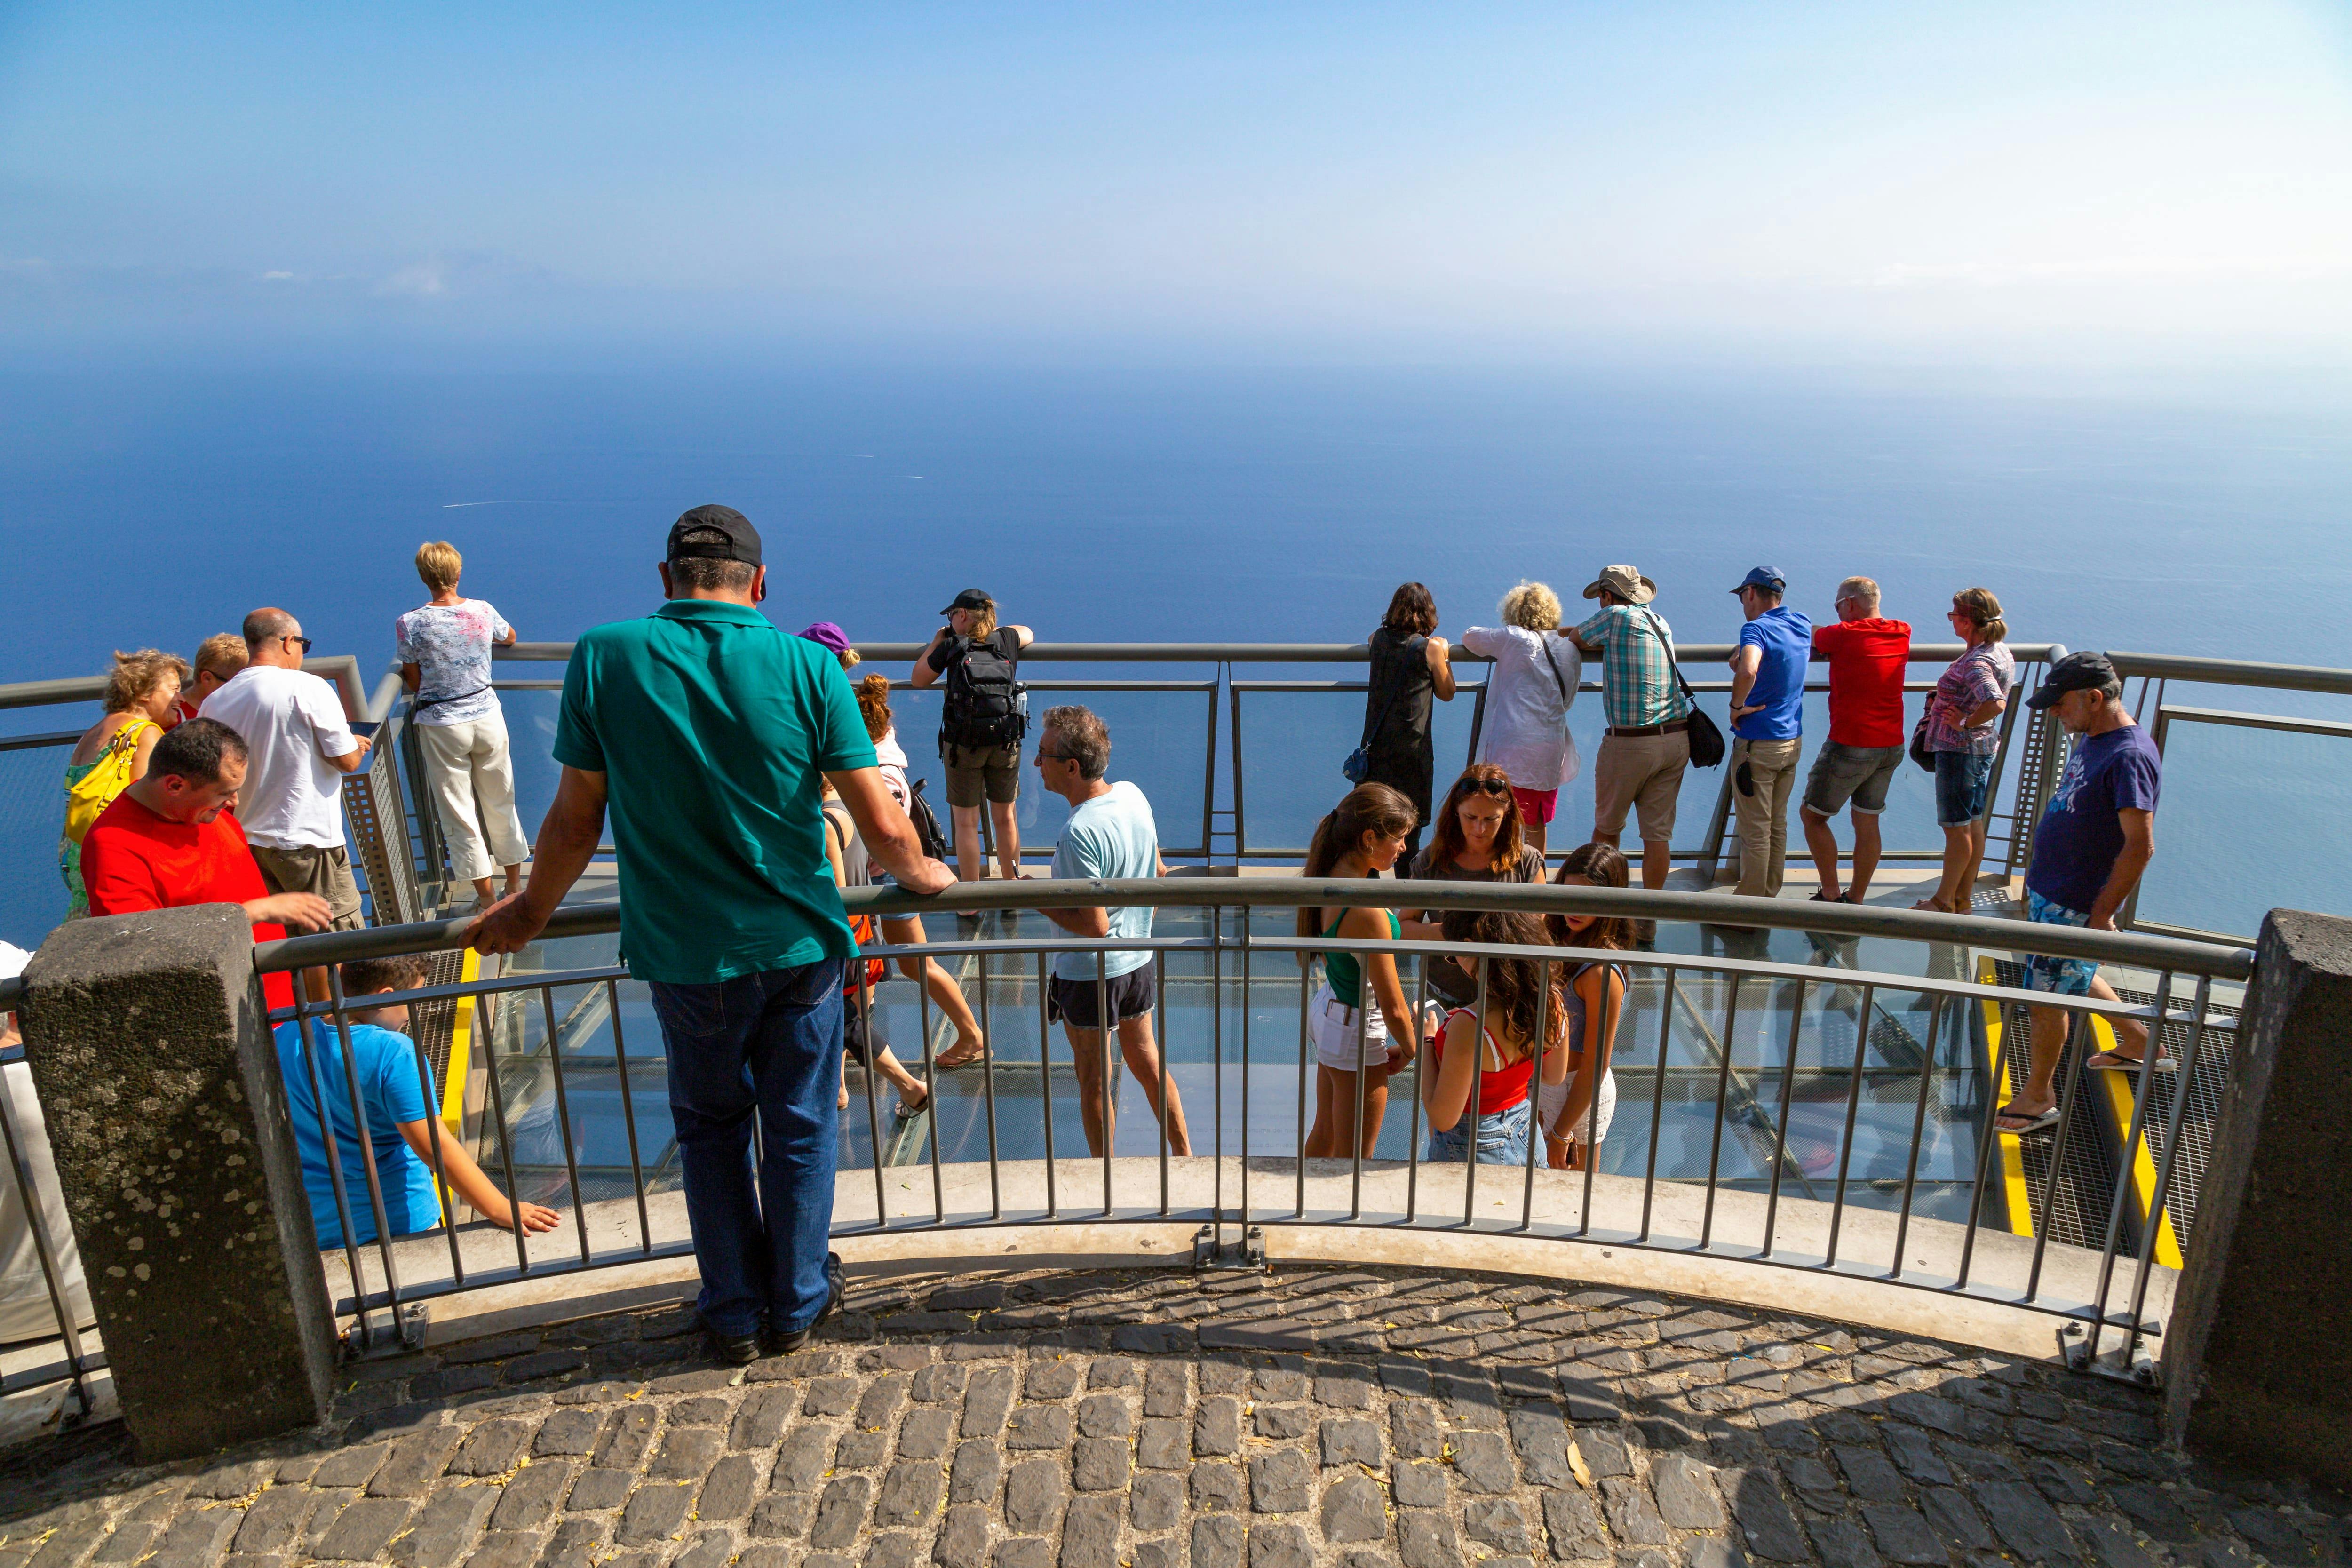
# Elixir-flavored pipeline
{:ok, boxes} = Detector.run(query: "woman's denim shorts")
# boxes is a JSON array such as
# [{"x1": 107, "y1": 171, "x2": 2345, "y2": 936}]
[
  {"x1": 1425, "y1": 1098, "x2": 1532, "y2": 1166},
  {"x1": 1933, "y1": 751, "x2": 1995, "y2": 828}
]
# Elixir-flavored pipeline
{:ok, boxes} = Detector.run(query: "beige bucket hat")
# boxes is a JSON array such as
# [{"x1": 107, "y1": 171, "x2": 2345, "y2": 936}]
[{"x1": 1581, "y1": 564, "x2": 1658, "y2": 604}]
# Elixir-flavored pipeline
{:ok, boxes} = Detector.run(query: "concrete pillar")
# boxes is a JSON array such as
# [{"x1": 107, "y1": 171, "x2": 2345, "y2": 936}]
[
  {"x1": 21, "y1": 904, "x2": 336, "y2": 1460},
  {"x1": 2161, "y1": 909, "x2": 2352, "y2": 1489}
]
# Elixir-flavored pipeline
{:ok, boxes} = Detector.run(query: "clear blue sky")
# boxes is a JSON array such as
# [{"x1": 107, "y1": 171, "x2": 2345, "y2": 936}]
[{"x1": 2, "y1": 2, "x2": 2348, "y2": 360}]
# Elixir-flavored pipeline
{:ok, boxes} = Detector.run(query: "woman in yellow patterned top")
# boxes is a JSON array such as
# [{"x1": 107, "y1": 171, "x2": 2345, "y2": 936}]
[{"x1": 59, "y1": 649, "x2": 187, "y2": 916}]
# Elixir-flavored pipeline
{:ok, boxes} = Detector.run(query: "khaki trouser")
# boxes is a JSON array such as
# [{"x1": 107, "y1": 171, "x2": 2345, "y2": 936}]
[
  {"x1": 417, "y1": 712, "x2": 531, "y2": 883},
  {"x1": 250, "y1": 843, "x2": 366, "y2": 931},
  {"x1": 1731, "y1": 737, "x2": 1803, "y2": 899}
]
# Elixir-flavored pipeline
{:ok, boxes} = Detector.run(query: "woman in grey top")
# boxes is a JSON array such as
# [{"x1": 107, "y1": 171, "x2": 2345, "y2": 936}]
[
  {"x1": 1406, "y1": 764, "x2": 1549, "y2": 1008},
  {"x1": 1460, "y1": 581, "x2": 1582, "y2": 856}
]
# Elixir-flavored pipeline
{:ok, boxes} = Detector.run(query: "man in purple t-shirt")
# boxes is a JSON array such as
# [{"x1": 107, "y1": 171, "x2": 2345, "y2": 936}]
[{"x1": 1996, "y1": 652, "x2": 2162, "y2": 1135}]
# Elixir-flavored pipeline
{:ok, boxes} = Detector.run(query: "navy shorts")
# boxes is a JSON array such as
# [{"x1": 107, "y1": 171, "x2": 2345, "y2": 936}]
[{"x1": 1046, "y1": 961, "x2": 1157, "y2": 1030}]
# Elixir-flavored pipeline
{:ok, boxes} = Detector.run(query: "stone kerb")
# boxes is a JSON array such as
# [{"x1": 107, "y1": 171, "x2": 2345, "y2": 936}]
[
  {"x1": 2162, "y1": 908, "x2": 2352, "y2": 1491},
  {"x1": 20, "y1": 903, "x2": 337, "y2": 1460}
]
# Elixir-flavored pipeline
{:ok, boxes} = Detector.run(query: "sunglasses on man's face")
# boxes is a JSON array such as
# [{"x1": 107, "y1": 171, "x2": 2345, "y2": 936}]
[
  {"x1": 1035, "y1": 749, "x2": 1075, "y2": 764},
  {"x1": 282, "y1": 635, "x2": 314, "y2": 652}
]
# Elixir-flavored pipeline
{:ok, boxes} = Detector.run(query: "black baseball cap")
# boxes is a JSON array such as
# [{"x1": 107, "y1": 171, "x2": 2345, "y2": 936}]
[
  {"x1": 939, "y1": 588, "x2": 994, "y2": 614},
  {"x1": 667, "y1": 504, "x2": 762, "y2": 568},
  {"x1": 2026, "y1": 651, "x2": 2118, "y2": 709}
]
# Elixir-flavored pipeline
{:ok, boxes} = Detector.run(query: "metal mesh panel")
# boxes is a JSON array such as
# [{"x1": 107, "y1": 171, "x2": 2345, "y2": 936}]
[
  {"x1": 343, "y1": 726, "x2": 421, "y2": 927},
  {"x1": 405, "y1": 947, "x2": 473, "y2": 1106}
]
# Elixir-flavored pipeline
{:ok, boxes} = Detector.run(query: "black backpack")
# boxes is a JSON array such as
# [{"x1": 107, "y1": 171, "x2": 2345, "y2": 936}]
[
  {"x1": 939, "y1": 630, "x2": 1027, "y2": 749},
  {"x1": 906, "y1": 778, "x2": 952, "y2": 862}
]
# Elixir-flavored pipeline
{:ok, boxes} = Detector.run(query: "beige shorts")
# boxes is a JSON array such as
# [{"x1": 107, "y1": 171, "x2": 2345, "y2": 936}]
[
  {"x1": 942, "y1": 742, "x2": 1021, "y2": 808},
  {"x1": 250, "y1": 843, "x2": 366, "y2": 932},
  {"x1": 1592, "y1": 730, "x2": 1692, "y2": 843}
]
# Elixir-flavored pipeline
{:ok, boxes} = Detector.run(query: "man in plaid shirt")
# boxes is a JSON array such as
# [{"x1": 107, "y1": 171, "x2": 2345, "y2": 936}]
[{"x1": 1570, "y1": 564, "x2": 1691, "y2": 917}]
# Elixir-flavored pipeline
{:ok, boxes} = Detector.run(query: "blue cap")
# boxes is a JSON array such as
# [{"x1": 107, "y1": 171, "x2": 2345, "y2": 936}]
[{"x1": 1730, "y1": 566, "x2": 1786, "y2": 595}]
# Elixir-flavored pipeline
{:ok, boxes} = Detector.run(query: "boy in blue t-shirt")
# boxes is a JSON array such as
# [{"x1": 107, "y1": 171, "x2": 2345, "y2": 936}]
[{"x1": 276, "y1": 955, "x2": 560, "y2": 1250}]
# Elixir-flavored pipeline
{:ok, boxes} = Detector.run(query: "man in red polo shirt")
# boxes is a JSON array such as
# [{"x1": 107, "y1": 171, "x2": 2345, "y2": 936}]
[
  {"x1": 81, "y1": 718, "x2": 331, "y2": 1012},
  {"x1": 1800, "y1": 577, "x2": 1912, "y2": 904}
]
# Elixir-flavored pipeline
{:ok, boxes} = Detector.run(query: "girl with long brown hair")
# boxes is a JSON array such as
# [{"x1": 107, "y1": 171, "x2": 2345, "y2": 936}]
[
  {"x1": 1420, "y1": 909, "x2": 1571, "y2": 1165},
  {"x1": 1406, "y1": 763, "x2": 1549, "y2": 1007},
  {"x1": 1537, "y1": 843, "x2": 1633, "y2": 1170},
  {"x1": 1299, "y1": 783, "x2": 1432, "y2": 1158}
]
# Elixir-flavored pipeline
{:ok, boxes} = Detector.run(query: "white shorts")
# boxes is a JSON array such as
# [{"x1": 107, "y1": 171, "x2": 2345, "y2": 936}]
[
  {"x1": 1309, "y1": 983, "x2": 1390, "y2": 1071},
  {"x1": 1537, "y1": 1067, "x2": 1618, "y2": 1147}
]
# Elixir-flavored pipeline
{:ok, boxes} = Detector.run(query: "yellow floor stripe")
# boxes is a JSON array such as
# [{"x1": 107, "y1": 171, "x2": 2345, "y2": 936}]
[
  {"x1": 425, "y1": 948, "x2": 485, "y2": 1227},
  {"x1": 442, "y1": 947, "x2": 477, "y2": 1134},
  {"x1": 2088, "y1": 1022, "x2": 2186, "y2": 1271},
  {"x1": 1977, "y1": 958, "x2": 2035, "y2": 1238}
]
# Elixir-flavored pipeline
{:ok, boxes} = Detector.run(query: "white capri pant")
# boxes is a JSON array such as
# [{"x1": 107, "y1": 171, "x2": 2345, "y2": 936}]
[
  {"x1": 416, "y1": 710, "x2": 531, "y2": 883},
  {"x1": 1536, "y1": 1067, "x2": 1618, "y2": 1147},
  {"x1": 1309, "y1": 984, "x2": 1390, "y2": 1071}
]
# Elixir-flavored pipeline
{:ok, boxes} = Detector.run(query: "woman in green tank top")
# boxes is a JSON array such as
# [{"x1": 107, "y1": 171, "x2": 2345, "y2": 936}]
[{"x1": 1297, "y1": 784, "x2": 1435, "y2": 1159}]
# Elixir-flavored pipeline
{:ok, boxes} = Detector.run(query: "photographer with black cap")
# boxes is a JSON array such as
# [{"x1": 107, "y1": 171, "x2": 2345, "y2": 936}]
[
  {"x1": 910, "y1": 589, "x2": 1035, "y2": 887},
  {"x1": 1994, "y1": 650, "x2": 2163, "y2": 1137},
  {"x1": 471, "y1": 503, "x2": 954, "y2": 1364}
]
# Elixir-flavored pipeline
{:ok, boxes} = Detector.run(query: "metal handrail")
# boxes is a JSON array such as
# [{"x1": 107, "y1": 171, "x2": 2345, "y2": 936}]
[
  {"x1": 0, "y1": 655, "x2": 399, "y2": 722},
  {"x1": 252, "y1": 875, "x2": 2254, "y2": 979},
  {"x1": 496, "y1": 639, "x2": 2067, "y2": 667}
]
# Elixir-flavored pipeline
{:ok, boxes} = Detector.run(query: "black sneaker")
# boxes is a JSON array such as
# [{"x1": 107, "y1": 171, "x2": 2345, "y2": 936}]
[
  {"x1": 704, "y1": 1319, "x2": 761, "y2": 1367},
  {"x1": 764, "y1": 1252, "x2": 846, "y2": 1356}
]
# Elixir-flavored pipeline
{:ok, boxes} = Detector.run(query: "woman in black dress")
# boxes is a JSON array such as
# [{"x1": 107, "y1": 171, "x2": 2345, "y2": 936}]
[{"x1": 1359, "y1": 582, "x2": 1457, "y2": 875}]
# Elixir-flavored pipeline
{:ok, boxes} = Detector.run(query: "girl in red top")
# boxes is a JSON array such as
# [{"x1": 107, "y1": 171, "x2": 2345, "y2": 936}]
[{"x1": 1419, "y1": 910, "x2": 1570, "y2": 1165}]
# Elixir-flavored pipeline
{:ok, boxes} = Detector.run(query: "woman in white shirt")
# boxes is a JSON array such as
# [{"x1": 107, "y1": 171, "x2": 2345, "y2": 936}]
[{"x1": 1459, "y1": 582, "x2": 1583, "y2": 857}]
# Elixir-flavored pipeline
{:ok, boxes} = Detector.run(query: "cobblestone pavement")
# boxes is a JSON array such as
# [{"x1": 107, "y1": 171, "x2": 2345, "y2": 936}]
[{"x1": 0, "y1": 1266, "x2": 2344, "y2": 1568}]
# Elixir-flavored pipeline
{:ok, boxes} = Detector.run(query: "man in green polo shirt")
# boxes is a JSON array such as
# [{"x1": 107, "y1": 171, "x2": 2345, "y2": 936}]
[{"x1": 472, "y1": 504, "x2": 954, "y2": 1363}]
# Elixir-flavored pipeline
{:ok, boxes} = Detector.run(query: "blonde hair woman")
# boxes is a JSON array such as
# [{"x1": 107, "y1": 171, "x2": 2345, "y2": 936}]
[
  {"x1": 60, "y1": 649, "x2": 187, "y2": 916},
  {"x1": 396, "y1": 540, "x2": 529, "y2": 911},
  {"x1": 1459, "y1": 581, "x2": 1582, "y2": 855}
]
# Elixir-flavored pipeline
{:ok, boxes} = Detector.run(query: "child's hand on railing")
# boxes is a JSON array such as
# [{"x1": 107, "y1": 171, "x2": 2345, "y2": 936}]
[{"x1": 500, "y1": 1198, "x2": 562, "y2": 1234}]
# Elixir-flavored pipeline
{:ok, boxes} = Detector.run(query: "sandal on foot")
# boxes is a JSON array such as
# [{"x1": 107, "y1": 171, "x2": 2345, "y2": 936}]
[
  {"x1": 1994, "y1": 1104, "x2": 2061, "y2": 1135},
  {"x1": 894, "y1": 1087, "x2": 930, "y2": 1122},
  {"x1": 935, "y1": 1039, "x2": 989, "y2": 1070},
  {"x1": 2087, "y1": 1049, "x2": 2175, "y2": 1075}
]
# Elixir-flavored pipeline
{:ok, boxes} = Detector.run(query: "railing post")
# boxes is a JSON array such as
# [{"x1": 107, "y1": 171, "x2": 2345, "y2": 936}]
[
  {"x1": 2161, "y1": 909, "x2": 2352, "y2": 1489},
  {"x1": 19, "y1": 905, "x2": 338, "y2": 1460}
]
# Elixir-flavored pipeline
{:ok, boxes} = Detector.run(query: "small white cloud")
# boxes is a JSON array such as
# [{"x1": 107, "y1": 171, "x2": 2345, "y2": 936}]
[
  {"x1": 261, "y1": 270, "x2": 294, "y2": 281},
  {"x1": 376, "y1": 258, "x2": 447, "y2": 298}
]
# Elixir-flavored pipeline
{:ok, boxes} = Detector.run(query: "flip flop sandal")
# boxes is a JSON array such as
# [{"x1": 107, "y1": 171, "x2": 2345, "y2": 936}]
[
  {"x1": 936, "y1": 1043, "x2": 989, "y2": 1070},
  {"x1": 2087, "y1": 1050, "x2": 2176, "y2": 1075},
  {"x1": 894, "y1": 1090, "x2": 930, "y2": 1123},
  {"x1": 1994, "y1": 1106, "x2": 2061, "y2": 1136}
]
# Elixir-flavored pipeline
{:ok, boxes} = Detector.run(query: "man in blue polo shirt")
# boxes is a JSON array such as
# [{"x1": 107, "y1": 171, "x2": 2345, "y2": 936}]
[
  {"x1": 471, "y1": 505, "x2": 954, "y2": 1363},
  {"x1": 1725, "y1": 567, "x2": 1812, "y2": 900}
]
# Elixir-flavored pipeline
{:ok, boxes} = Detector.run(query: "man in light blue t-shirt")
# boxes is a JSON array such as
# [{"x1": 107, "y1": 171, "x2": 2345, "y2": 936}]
[
  {"x1": 1725, "y1": 566, "x2": 1813, "y2": 900},
  {"x1": 1033, "y1": 706, "x2": 1192, "y2": 1156}
]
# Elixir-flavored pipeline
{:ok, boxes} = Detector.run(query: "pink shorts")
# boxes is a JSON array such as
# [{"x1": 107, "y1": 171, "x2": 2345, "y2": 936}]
[{"x1": 1511, "y1": 786, "x2": 1558, "y2": 825}]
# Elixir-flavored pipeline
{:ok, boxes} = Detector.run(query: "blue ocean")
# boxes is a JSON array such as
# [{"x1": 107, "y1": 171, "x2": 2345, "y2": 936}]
[{"x1": 2, "y1": 358, "x2": 2347, "y2": 946}]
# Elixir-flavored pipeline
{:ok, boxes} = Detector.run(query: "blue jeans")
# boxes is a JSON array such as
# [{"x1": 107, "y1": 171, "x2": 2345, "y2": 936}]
[
  {"x1": 1426, "y1": 1098, "x2": 1532, "y2": 1166},
  {"x1": 648, "y1": 959, "x2": 844, "y2": 1337},
  {"x1": 1933, "y1": 750, "x2": 1995, "y2": 828}
]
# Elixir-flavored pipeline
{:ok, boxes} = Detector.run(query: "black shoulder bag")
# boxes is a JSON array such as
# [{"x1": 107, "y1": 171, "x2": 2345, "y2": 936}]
[{"x1": 1645, "y1": 611, "x2": 1724, "y2": 769}]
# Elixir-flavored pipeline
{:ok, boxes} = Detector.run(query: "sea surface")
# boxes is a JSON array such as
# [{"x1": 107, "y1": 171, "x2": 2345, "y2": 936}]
[{"x1": 1, "y1": 358, "x2": 2347, "y2": 947}]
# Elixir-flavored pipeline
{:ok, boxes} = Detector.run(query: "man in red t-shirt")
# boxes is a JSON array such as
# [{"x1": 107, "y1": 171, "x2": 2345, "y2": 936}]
[
  {"x1": 81, "y1": 718, "x2": 332, "y2": 1012},
  {"x1": 1799, "y1": 577, "x2": 1912, "y2": 904}
]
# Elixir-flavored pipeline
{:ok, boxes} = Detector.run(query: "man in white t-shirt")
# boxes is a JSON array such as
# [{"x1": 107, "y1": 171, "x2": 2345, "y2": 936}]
[
  {"x1": 199, "y1": 606, "x2": 373, "y2": 931},
  {"x1": 1033, "y1": 705, "x2": 1191, "y2": 1156}
]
